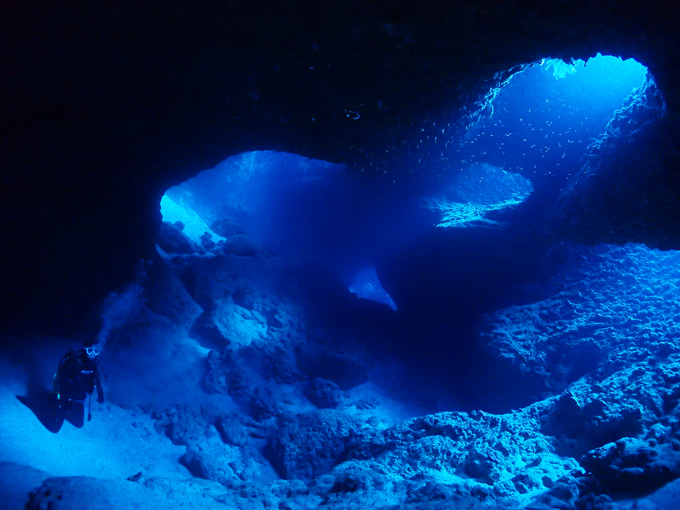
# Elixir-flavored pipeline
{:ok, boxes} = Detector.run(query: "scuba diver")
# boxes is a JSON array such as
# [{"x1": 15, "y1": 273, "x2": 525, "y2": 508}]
[{"x1": 53, "y1": 341, "x2": 105, "y2": 430}]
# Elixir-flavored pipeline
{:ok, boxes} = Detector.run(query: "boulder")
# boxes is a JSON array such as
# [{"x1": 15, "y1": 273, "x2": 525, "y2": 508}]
[
  {"x1": 267, "y1": 410, "x2": 363, "y2": 482},
  {"x1": 181, "y1": 444, "x2": 240, "y2": 485},
  {"x1": 304, "y1": 378, "x2": 343, "y2": 409},
  {"x1": 194, "y1": 298, "x2": 267, "y2": 350},
  {"x1": 153, "y1": 405, "x2": 213, "y2": 446},
  {"x1": 581, "y1": 437, "x2": 680, "y2": 495},
  {"x1": 144, "y1": 264, "x2": 203, "y2": 330},
  {"x1": 157, "y1": 221, "x2": 204, "y2": 255}
]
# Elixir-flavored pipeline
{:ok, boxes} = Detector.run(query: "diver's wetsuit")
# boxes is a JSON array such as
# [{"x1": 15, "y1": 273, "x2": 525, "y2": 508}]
[{"x1": 53, "y1": 349, "x2": 104, "y2": 428}]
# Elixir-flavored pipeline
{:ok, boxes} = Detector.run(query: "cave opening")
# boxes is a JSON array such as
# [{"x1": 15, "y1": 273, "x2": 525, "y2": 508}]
[
  {"x1": 372, "y1": 54, "x2": 662, "y2": 411},
  {"x1": 154, "y1": 54, "x2": 664, "y2": 415},
  {"x1": 442, "y1": 54, "x2": 649, "y2": 219}
]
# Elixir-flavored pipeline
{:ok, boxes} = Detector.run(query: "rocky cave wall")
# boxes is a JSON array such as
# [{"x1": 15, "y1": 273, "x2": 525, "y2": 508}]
[{"x1": 2, "y1": 0, "x2": 680, "y2": 333}]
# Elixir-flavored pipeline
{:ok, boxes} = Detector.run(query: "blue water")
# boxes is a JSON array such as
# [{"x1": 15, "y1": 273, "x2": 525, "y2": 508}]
[
  {"x1": 159, "y1": 56, "x2": 649, "y2": 314},
  {"x1": 456, "y1": 55, "x2": 647, "y2": 208}
]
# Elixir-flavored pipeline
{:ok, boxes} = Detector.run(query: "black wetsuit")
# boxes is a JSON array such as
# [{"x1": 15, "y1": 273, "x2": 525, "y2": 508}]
[{"x1": 54, "y1": 349, "x2": 104, "y2": 403}]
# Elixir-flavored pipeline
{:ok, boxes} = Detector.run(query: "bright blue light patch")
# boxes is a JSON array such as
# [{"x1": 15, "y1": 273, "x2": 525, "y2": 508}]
[
  {"x1": 159, "y1": 151, "x2": 421, "y2": 276},
  {"x1": 161, "y1": 151, "x2": 351, "y2": 258},
  {"x1": 541, "y1": 58, "x2": 580, "y2": 79},
  {"x1": 455, "y1": 54, "x2": 649, "y2": 193},
  {"x1": 348, "y1": 266, "x2": 398, "y2": 311},
  {"x1": 160, "y1": 194, "x2": 226, "y2": 245},
  {"x1": 540, "y1": 55, "x2": 647, "y2": 85},
  {"x1": 425, "y1": 163, "x2": 533, "y2": 228}
]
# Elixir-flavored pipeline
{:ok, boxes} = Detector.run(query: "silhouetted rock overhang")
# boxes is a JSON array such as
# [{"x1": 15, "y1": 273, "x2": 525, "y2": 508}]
[{"x1": 2, "y1": 0, "x2": 680, "y2": 332}]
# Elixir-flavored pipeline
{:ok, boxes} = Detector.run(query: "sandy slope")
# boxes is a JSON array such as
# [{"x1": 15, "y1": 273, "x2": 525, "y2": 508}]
[{"x1": 0, "y1": 376, "x2": 188, "y2": 509}]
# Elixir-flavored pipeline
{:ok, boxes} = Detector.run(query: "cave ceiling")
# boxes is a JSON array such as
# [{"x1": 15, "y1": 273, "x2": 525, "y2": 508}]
[{"x1": 2, "y1": 0, "x2": 680, "y2": 332}]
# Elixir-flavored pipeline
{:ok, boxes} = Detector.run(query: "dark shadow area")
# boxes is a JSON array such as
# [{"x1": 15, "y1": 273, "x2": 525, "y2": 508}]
[
  {"x1": 59, "y1": 401, "x2": 86, "y2": 430},
  {"x1": 374, "y1": 222, "x2": 561, "y2": 409},
  {"x1": 17, "y1": 394, "x2": 87, "y2": 433},
  {"x1": 0, "y1": 342, "x2": 60, "y2": 397},
  {"x1": 16, "y1": 393, "x2": 61, "y2": 433},
  {"x1": 4, "y1": 336, "x2": 91, "y2": 433},
  {"x1": 273, "y1": 223, "x2": 562, "y2": 413}
]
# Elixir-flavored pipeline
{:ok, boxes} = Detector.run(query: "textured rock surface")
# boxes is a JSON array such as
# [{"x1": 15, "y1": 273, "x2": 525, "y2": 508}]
[
  {"x1": 581, "y1": 437, "x2": 680, "y2": 495},
  {"x1": 222, "y1": 235, "x2": 261, "y2": 258},
  {"x1": 552, "y1": 77, "x2": 680, "y2": 249},
  {"x1": 341, "y1": 408, "x2": 583, "y2": 507},
  {"x1": 267, "y1": 409, "x2": 364, "y2": 483},
  {"x1": 481, "y1": 244, "x2": 680, "y2": 399},
  {"x1": 194, "y1": 299, "x2": 268, "y2": 350},
  {"x1": 304, "y1": 378, "x2": 343, "y2": 409}
]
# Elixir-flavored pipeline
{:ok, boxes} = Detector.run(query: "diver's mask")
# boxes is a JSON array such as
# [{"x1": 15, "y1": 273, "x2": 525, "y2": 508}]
[{"x1": 86, "y1": 346, "x2": 101, "y2": 360}]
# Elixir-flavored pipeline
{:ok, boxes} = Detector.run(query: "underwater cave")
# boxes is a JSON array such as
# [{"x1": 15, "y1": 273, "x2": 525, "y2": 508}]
[
  {"x1": 4, "y1": 2, "x2": 680, "y2": 509},
  {"x1": 149, "y1": 53, "x2": 660, "y2": 413}
]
